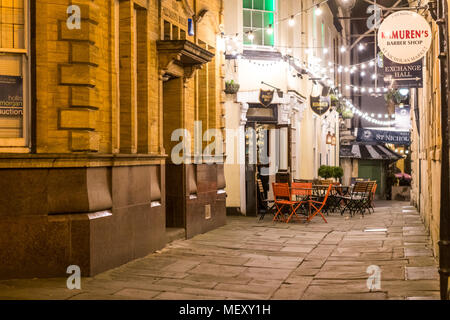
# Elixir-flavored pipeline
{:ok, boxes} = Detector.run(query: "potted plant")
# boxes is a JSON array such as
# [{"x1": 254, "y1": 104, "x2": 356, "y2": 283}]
[
  {"x1": 332, "y1": 166, "x2": 344, "y2": 182},
  {"x1": 224, "y1": 80, "x2": 240, "y2": 94},
  {"x1": 342, "y1": 108, "x2": 354, "y2": 128},
  {"x1": 330, "y1": 94, "x2": 340, "y2": 109},
  {"x1": 342, "y1": 108, "x2": 354, "y2": 120},
  {"x1": 318, "y1": 165, "x2": 333, "y2": 180},
  {"x1": 384, "y1": 89, "x2": 402, "y2": 115}
]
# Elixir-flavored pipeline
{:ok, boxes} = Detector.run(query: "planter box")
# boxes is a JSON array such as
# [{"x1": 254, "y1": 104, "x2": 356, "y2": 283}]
[
  {"x1": 224, "y1": 83, "x2": 240, "y2": 94},
  {"x1": 391, "y1": 186, "x2": 411, "y2": 201}
]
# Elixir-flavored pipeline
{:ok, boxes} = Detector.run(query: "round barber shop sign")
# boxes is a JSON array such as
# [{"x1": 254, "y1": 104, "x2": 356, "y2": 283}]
[{"x1": 377, "y1": 11, "x2": 432, "y2": 64}]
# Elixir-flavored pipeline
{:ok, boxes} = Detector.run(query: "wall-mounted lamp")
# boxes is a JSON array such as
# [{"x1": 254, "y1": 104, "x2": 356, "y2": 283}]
[
  {"x1": 326, "y1": 131, "x2": 333, "y2": 145},
  {"x1": 331, "y1": 134, "x2": 336, "y2": 146}
]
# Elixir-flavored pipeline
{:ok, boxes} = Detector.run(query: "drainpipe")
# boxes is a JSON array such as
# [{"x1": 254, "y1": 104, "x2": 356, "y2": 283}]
[{"x1": 436, "y1": 0, "x2": 450, "y2": 301}]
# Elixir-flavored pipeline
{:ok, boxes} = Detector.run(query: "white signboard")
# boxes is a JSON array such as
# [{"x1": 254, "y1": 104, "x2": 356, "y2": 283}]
[{"x1": 378, "y1": 11, "x2": 432, "y2": 64}]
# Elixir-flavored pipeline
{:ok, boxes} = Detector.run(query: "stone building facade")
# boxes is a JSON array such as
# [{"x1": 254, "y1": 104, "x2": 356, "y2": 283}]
[
  {"x1": 223, "y1": 0, "x2": 349, "y2": 216},
  {"x1": 0, "y1": 0, "x2": 226, "y2": 279}
]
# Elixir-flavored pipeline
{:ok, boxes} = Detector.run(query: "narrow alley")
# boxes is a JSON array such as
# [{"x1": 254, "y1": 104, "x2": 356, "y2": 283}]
[{"x1": 0, "y1": 201, "x2": 439, "y2": 300}]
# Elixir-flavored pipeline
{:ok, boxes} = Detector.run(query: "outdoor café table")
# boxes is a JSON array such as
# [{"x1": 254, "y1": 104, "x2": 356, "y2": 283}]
[
  {"x1": 290, "y1": 187, "x2": 314, "y2": 218},
  {"x1": 330, "y1": 186, "x2": 351, "y2": 212},
  {"x1": 312, "y1": 185, "x2": 351, "y2": 213},
  {"x1": 311, "y1": 185, "x2": 331, "y2": 213}
]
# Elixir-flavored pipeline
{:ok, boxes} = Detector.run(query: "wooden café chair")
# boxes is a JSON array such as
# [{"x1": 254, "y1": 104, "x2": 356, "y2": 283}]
[
  {"x1": 291, "y1": 182, "x2": 313, "y2": 218},
  {"x1": 257, "y1": 178, "x2": 275, "y2": 221},
  {"x1": 272, "y1": 183, "x2": 302, "y2": 223},
  {"x1": 306, "y1": 184, "x2": 332, "y2": 223}
]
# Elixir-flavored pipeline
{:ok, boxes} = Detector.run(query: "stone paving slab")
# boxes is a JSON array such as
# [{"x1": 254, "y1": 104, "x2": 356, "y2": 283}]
[{"x1": 0, "y1": 201, "x2": 441, "y2": 300}]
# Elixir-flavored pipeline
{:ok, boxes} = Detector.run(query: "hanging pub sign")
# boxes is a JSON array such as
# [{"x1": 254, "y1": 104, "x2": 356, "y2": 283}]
[
  {"x1": 377, "y1": 11, "x2": 432, "y2": 64},
  {"x1": 310, "y1": 95, "x2": 330, "y2": 116},
  {"x1": 383, "y1": 57, "x2": 423, "y2": 88},
  {"x1": 356, "y1": 128, "x2": 411, "y2": 146},
  {"x1": 259, "y1": 89, "x2": 275, "y2": 107},
  {"x1": 395, "y1": 104, "x2": 412, "y2": 130}
]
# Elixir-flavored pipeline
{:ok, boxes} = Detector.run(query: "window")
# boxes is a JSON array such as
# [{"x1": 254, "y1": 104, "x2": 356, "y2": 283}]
[
  {"x1": 243, "y1": 0, "x2": 275, "y2": 47},
  {"x1": 0, "y1": 0, "x2": 29, "y2": 148}
]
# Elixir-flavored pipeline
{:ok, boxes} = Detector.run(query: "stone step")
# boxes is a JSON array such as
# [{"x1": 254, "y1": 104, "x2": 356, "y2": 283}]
[{"x1": 166, "y1": 228, "x2": 186, "y2": 243}]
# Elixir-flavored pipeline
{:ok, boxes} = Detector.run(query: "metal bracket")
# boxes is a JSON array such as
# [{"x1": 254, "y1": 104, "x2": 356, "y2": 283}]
[{"x1": 429, "y1": 1, "x2": 439, "y2": 21}]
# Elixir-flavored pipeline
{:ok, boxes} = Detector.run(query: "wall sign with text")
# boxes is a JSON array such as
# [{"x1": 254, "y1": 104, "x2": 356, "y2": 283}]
[
  {"x1": 0, "y1": 75, "x2": 23, "y2": 118},
  {"x1": 356, "y1": 128, "x2": 411, "y2": 146},
  {"x1": 378, "y1": 11, "x2": 432, "y2": 64}
]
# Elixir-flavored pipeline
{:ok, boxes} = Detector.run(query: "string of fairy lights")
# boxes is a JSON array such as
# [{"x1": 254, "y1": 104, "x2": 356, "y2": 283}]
[{"x1": 221, "y1": 0, "x2": 401, "y2": 125}]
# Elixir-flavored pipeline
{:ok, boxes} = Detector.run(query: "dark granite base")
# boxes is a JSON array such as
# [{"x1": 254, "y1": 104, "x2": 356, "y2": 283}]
[
  {"x1": 166, "y1": 163, "x2": 227, "y2": 240},
  {"x1": 0, "y1": 164, "x2": 166, "y2": 279}
]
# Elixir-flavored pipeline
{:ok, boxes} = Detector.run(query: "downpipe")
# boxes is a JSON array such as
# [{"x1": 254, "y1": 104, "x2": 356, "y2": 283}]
[{"x1": 436, "y1": 0, "x2": 450, "y2": 300}]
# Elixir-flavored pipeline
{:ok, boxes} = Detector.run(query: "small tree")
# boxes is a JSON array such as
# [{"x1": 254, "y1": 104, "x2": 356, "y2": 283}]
[
  {"x1": 332, "y1": 167, "x2": 344, "y2": 181},
  {"x1": 318, "y1": 165, "x2": 333, "y2": 179}
]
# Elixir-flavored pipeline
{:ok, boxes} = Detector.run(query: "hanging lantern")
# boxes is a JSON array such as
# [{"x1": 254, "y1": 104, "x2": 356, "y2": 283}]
[
  {"x1": 326, "y1": 131, "x2": 332, "y2": 145},
  {"x1": 331, "y1": 134, "x2": 336, "y2": 146}
]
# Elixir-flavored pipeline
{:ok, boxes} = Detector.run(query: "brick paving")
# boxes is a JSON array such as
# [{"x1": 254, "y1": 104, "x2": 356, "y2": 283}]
[{"x1": 0, "y1": 201, "x2": 440, "y2": 300}]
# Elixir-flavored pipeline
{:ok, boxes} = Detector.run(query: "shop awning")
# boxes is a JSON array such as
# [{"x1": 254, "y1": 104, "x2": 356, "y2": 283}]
[{"x1": 340, "y1": 143, "x2": 402, "y2": 161}]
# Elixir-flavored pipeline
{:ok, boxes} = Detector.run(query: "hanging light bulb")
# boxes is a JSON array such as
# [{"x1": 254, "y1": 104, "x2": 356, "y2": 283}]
[
  {"x1": 358, "y1": 43, "x2": 365, "y2": 51},
  {"x1": 361, "y1": 87, "x2": 366, "y2": 92},
  {"x1": 315, "y1": 4, "x2": 323, "y2": 16},
  {"x1": 247, "y1": 30, "x2": 254, "y2": 41},
  {"x1": 288, "y1": 15, "x2": 295, "y2": 27},
  {"x1": 340, "y1": 45, "x2": 346, "y2": 53},
  {"x1": 369, "y1": 60, "x2": 375, "y2": 67},
  {"x1": 345, "y1": 85, "x2": 350, "y2": 90},
  {"x1": 344, "y1": 67, "x2": 349, "y2": 73},
  {"x1": 371, "y1": 74, "x2": 376, "y2": 80},
  {"x1": 361, "y1": 71, "x2": 366, "y2": 77},
  {"x1": 267, "y1": 24, "x2": 273, "y2": 35}
]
